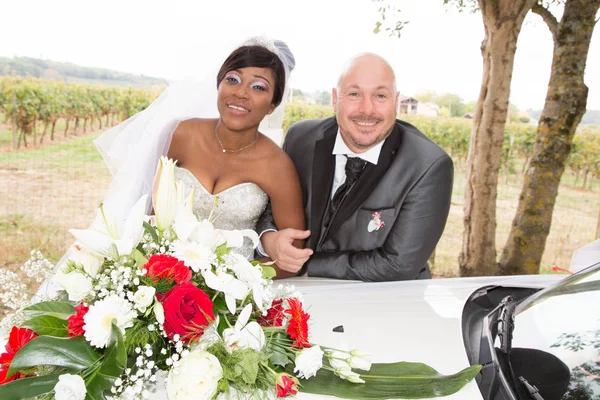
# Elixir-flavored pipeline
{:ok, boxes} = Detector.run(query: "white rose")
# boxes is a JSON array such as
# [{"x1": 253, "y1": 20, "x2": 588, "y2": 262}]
[
  {"x1": 53, "y1": 270, "x2": 93, "y2": 302},
  {"x1": 132, "y1": 286, "x2": 155, "y2": 312},
  {"x1": 294, "y1": 345, "x2": 324, "y2": 379},
  {"x1": 166, "y1": 349, "x2": 222, "y2": 400},
  {"x1": 54, "y1": 373, "x2": 87, "y2": 400},
  {"x1": 70, "y1": 248, "x2": 104, "y2": 278}
]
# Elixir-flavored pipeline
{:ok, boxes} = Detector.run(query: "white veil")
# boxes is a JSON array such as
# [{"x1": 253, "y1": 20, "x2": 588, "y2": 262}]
[
  {"x1": 35, "y1": 37, "x2": 295, "y2": 300},
  {"x1": 94, "y1": 37, "x2": 296, "y2": 224}
]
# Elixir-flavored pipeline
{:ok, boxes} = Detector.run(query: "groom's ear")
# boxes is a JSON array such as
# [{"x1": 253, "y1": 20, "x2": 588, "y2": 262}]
[{"x1": 332, "y1": 88, "x2": 338, "y2": 111}]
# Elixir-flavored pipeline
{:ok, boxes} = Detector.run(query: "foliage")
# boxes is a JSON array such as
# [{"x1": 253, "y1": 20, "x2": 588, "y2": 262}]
[
  {"x1": 0, "y1": 56, "x2": 167, "y2": 88},
  {"x1": 0, "y1": 77, "x2": 161, "y2": 148},
  {"x1": 283, "y1": 103, "x2": 335, "y2": 131}
]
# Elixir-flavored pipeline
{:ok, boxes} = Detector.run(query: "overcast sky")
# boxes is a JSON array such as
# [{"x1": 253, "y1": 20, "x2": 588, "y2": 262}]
[{"x1": 1, "y1": 0, "x2": 599, "y2": 110}]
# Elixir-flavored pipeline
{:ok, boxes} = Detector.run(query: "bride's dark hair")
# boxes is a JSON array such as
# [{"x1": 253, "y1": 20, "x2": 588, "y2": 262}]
[{"x1": 216, "y1": 45, "x2": 286, "y2": 107}]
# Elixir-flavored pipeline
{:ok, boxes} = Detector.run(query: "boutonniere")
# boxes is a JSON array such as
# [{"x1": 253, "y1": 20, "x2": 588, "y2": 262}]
[{"x1": 367, "y1": 211, "x2": 385, "y2": 232}]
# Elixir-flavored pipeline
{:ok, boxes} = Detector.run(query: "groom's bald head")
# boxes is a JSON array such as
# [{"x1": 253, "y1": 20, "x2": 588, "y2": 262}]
[{"x1": 336, "y1": 53, "x2": 397, "y2": 93}]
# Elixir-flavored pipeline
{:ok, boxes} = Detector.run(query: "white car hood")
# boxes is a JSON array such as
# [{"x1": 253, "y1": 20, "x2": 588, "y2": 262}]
[{"x1": 292, "y1": 274, "x2": 564, "y2": 400}]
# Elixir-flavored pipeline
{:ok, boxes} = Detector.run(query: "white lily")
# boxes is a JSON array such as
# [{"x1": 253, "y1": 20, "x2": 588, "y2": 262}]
[
  {"x1": 226, "y1": 253, "x2": 268, "y2": 312},
  {"x1": 220, "y1": 229, "x2": 259, "y2": 250},
  {"x1": 176, "y1": 180, "x2": 195, "y2": 214},
  {"x1": 223, "y1": 304, "x2": 265, "y2": 352},
  {"x1": 204, "y1": 267, "x2": 249, "y2": 314},
  {"x1": 69, "y1": 195, "x2": 148, "y2": 258},
  {"x1": 152, "y1": 157, "x2": 178, "y2": 232}
]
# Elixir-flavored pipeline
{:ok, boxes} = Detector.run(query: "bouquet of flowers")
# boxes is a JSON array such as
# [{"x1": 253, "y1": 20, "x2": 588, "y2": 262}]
[{"x1": 0, "y1": 157, "x2": 480, "y2": 400}]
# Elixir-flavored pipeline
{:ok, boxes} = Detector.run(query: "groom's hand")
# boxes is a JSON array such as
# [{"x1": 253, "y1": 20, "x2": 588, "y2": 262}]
[{"x1": 262, "y1": 229, "x2": 313, "y2": 274}]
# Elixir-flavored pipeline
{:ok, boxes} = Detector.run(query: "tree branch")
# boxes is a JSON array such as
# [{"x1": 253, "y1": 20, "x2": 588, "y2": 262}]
[{"x1": 532, "y1": 2, "x2": 559, "y2": 39}]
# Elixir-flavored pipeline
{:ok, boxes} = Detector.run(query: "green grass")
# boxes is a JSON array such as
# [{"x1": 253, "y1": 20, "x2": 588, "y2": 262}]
[{"x1": 0, "y1": 131, "x2": 105, "y2": 176}]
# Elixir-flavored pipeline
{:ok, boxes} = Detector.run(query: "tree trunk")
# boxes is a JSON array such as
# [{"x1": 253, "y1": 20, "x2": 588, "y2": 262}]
[
  {"x1": 83, "y1": 118, "x2": 88, "y2": 134},
  {"x1": 40, "y1": 121, "x2": 49, "y2": 144},
  {"x1": 51, "y1": 120, "x2": 57, "y2": 141},
  {"x1": 11, "y1": 93, "x2": 18, "y2": 150},
  {"x1": 33, "y1": 120, "x2": 38, "y2": 147},
  {"x1": 459, "y1": 0, "x2": 536, "y2": 277},
  {"x1": 74, "y1": 117, "x2": 80, "y2": 135},
  {"x1": 64, "y1": 119, "x2": 70, "y2": 136},
  {"x1": 499, "y1": 0, "x2": 600, "y2": 275}
]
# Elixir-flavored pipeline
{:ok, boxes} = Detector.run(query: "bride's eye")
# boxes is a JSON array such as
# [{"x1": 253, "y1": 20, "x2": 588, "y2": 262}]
[
  {"x1": 225, "y1": 74, "x2": 241, "y2": 84},
  {"x1": 251, "y1": 82, "x2": 267, "y2": 91}
]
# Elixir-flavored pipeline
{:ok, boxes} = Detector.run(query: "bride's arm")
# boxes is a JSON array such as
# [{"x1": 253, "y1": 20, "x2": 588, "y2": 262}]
[{"x1": 258, "y1": 149, "x2": 311, "y2": 279}]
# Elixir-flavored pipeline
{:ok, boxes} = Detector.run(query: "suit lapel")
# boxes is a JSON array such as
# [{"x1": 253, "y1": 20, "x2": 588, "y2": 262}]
[
  {"x1": 324, "y1": 124, "x2": 403, "y2": 241},
  {"x1": 309, "y1": 124, "x2": 337, "y2": 249}
]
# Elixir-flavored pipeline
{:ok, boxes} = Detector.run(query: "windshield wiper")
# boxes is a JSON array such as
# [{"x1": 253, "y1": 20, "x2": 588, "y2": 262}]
[
  {"x1": 518, "y1": 376, "x2": 545, "y2": 400},
  {"x1": 497, "y1": 295, "x2": 518, "y2": 354}
]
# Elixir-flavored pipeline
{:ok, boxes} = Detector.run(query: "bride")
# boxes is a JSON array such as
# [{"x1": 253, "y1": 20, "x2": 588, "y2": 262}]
[{"x1": 42, "y1": 37, "x2": 306, "y2": 296}]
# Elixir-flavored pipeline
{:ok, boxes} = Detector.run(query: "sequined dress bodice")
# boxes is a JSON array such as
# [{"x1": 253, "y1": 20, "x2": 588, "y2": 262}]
[{"x1": 174, "y1": 167, "x2": 268, "y2": 259}]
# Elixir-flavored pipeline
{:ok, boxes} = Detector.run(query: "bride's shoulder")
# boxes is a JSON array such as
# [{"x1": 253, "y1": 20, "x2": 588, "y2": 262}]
[
  {"x1": 169, "y1": 118, "x2": 216, "y2": 160},
  {"x1": 173, "y1": 118, "x2": 215, "y2": 136}
]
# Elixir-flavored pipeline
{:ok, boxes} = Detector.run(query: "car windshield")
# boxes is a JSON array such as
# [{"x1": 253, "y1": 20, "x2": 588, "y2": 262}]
[{"x1": 511, "y1": 263, "x2": 600, "y2": 398}]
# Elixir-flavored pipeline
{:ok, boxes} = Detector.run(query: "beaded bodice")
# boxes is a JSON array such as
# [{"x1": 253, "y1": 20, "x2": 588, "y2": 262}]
[{"x1": 173, "y1": 167, "x2": 268, "y2": 259}]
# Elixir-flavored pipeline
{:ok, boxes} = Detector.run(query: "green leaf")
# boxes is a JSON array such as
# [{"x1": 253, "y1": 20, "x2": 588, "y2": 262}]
[
  {"x1": 270, "y1": 348, "x2": 291, "y2": 368},
  {"x1": 214, "y1": 296, "x2": 229, "y2": 313},
  {"x1": 261, "y1": 266, "x2": 276, "y2": 280},
  {"x1": 22, "y1": 301, "x2": 75, "y2": 320},
  {"x1": 8, "y1": 336, "x2": 99, "y2": 377},
  {"x1": 85, "y1": 323, "x2": 127, "y2": 400},
  {"x1": 132, "y1": 247, "x2": 148, "y2": 269},
  {"x1": 295, "y1": 362, "x2": 482, "y2": 399},
  {"x1": 0, "y1": 373, "x2": 61, "y2": 400},
  {"x1": 214, "y1": 243, "x2": 231, "y2": 259},
  {"x1": 268, "y1": 332, "x2": 292, "y2": 367},
  {"x1": 21, "y1": 315, "x2": 69, "y2": 337},
  {"x1": 143, "y1": 221, "x2": 159, "y2": 243}
]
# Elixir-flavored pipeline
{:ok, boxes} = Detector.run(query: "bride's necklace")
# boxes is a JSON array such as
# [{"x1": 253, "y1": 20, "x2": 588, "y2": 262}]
[{"x1": 215, "y1": 126, "x2": 259, "y2": 153}]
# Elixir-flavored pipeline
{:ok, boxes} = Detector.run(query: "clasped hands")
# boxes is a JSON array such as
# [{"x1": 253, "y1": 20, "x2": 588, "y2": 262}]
[{"x1": 261, "y1": 229, "x2": 313, "y2": 276}]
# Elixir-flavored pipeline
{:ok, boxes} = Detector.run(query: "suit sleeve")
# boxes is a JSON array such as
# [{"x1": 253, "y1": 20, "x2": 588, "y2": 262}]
[
  {"x1": 255, "y1": 126, "x2": 299, "y2": 238},
  {"x1": 305, "y1": 154, "x2": 454, "y2": 282}
]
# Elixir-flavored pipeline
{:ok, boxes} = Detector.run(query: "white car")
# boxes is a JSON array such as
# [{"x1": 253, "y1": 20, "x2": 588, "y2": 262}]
[{"x1": 290, "y1": 261, "x2": 600, "y2": 399}]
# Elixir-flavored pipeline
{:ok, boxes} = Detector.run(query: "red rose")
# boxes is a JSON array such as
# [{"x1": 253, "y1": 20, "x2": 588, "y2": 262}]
[
  {"x1": 144, "y1": 254, "x2": 191, "y2": 284},
  {"x1": 67, "y1": 303, "x2": 89, "y2": 338},
  {"x1": 258, "y1": 299, "x2": 285, "y2": 327},
  {"x1": 285, "y1": 298, "x2": 310, "y2": 348},
  {"x1": 275, "y1": 373, "x2": 299, "y2": 398},
  {"x1": 0, "y1": 326, "x2": 38, "y2": 385},
  {"x1": 158, "y1": 283, "x2": 214, "y2": 343}
]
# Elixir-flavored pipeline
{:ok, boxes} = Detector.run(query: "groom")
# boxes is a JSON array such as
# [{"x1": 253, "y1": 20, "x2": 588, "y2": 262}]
[{"x1": 257, "y1": 53, "x2": 453, "y2": 281}]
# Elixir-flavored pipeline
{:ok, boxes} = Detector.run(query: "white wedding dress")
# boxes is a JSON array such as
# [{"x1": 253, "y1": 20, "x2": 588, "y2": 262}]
[{"x1": 173, "y1": 166, "x2": 268, "y2": 259}]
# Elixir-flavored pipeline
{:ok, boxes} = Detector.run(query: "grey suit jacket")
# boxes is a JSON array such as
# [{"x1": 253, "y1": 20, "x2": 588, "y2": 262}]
[{"x1": 257, "y1": 116, "x2": 453, "y2": 282}]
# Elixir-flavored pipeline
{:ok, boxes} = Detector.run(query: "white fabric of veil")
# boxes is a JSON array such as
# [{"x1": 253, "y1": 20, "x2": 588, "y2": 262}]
[
  {"x1": 94, "y1": 80, "x2": 218, "y2": 223},
  {"x1": 94, "y1": 36, "x2": 295, "y2": 224},
  {"x1": 94, "y1": 79, "x2": 290, "y2": 224}
]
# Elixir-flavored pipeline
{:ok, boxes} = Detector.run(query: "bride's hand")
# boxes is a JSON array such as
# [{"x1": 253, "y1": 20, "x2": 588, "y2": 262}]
[{"x1": 262, "y1": 229, "x2": 313, "y2": 274}]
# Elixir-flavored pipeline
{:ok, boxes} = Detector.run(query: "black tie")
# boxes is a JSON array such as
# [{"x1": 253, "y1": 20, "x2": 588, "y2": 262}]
[{"x1": 324, "y1": 156, "x2": 367, "y2": 227}]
